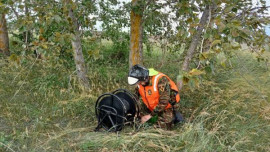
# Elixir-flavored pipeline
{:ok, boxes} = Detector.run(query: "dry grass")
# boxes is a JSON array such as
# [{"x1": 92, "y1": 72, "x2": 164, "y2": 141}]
[{"x1": 1, "y1": 50, "x2": 270, "y2": 151}]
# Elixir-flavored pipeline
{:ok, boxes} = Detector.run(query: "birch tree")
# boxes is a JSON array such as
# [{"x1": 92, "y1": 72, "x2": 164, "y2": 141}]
[
  {"x1": 66, "y1": 1, "x2": 90, "y2": 89},
  {"x1": 175, "y1": 0, "x2": 270, "y2": 90}
]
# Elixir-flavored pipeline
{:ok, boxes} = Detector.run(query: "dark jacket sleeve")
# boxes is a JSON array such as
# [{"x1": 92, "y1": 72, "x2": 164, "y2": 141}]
[{"x1": 134, "y1": 86, "x2": 140, "y2": 99}]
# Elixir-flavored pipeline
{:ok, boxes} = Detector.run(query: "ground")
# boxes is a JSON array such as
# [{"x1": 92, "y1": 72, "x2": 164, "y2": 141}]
[{"x1": 0, "y1": 49, "x2": 270, "y2": 151}]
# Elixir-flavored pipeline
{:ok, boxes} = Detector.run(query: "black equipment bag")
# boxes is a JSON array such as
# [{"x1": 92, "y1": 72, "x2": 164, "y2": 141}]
[{"x1": 173, "y1": 110, "x2": 185, "y2": 124}]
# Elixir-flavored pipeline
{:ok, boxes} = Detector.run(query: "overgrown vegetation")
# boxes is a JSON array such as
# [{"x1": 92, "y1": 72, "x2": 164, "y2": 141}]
[
  {"x1": 1, "y1": 0, "x2": 270, "y2": 151},
  {"x1": 1, "y1": 40, "x2": 269, "y2": 151}
]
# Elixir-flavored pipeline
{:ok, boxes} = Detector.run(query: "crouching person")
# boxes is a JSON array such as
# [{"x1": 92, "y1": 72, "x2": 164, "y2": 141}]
[{"x1": 128, "y1": 64, "x2": 184, "y2": 130}]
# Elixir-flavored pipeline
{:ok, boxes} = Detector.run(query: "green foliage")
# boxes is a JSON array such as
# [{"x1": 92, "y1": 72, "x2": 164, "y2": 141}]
[
  {"x1": 1, "y1": 41, "x2": 270, "y2": 151},
  {"x1": 86, "y1": 39, "x2": 129, "y2": 65},
  {"x1": 1, "y1": 0, "x2": 270, "y2": 151},
  {"x1": 98, "y1": 0, "x2": 130, "y2": 64},
  {"x1": 0, "y1": 132, "x2": 11, "y2": 150}
]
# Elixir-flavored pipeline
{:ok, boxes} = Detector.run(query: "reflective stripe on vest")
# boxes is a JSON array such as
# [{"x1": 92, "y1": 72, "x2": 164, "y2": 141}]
[{"x1": 153, "y1": 73, "x2": 163, "y2": 92}]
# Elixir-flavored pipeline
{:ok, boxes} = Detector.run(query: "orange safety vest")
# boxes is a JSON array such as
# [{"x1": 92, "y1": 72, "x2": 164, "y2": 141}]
[{"x1": 137, "y1": 72, "x2": 180, "y2": 111}]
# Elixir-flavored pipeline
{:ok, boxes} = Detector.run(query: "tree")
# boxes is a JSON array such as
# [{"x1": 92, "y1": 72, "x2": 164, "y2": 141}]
[
  {"x1": 23, "y1": 0, "x2": 31, "y2": 51},
  {"x1": 66, "y1": 0, "x2": 90, "y2": 89},
  {"x1": 98, "y1": 0, "x2": 130, "y2": 62},
  {"x1": 7, "y1": 0, "x2": 35, "y2": 54},
  {"x1": 174, "y1": 0, "x2": 270, "y2": 90},
  {"x1": 129, "y1": 0, "x2": 144, "y2": 68},
  {"x1": 0, "y1": 13, "x2": 9, "y2": 56},
  {"x1": 178, "y1": 4, "x2": 212, "y2": 90}
]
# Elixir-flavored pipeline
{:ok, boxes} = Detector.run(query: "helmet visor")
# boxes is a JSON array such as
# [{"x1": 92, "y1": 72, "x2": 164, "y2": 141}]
[{"x1": 128, "y1": 77, "x2": 139, "y2": 85}]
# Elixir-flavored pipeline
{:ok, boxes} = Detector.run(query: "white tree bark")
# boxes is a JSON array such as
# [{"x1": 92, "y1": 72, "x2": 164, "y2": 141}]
[
  {"x1": 178, "y1": 5, "x2": 211, "y2": 90},
  {"x1": 69, "y1": 9, "x2": 90, "y2": 89}
]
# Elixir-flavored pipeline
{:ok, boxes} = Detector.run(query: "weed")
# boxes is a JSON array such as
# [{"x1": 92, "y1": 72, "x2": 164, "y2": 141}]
[{"x1": 0, "y1": 43, "x2": 270, "y2": 151}]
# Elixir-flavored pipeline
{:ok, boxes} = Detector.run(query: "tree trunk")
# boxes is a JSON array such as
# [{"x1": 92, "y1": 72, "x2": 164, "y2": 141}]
[
  {"x1": 129, "y1": 0, "x2": 144, "y2": 69},
  {"x1": 68, "y1": 8, "x2": 90, "y2": 90},
  {"x1": 0, "y1": 13, "x2": 9, "y2": 56},
  {"x1": 178, "y1": 5, "x2": 210, "y2": 90},
  {"x1": 24, "y1": 0, "x2": 31, "y2": 50}
]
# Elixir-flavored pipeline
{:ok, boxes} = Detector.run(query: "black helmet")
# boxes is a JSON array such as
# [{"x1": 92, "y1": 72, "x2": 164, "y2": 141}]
[{"x1": 128, "y1": 64, "x2": 149, "y2": 85}]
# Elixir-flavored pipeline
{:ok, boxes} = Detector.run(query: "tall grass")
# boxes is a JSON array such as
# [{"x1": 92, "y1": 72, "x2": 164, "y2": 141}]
[{"x1": 0, "y1": 43, "x2": 270, "y2": 151}]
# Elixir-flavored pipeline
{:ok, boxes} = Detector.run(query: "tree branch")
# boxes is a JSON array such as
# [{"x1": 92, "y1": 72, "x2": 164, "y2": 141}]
[
  {"x1": 249, "y1": 6, "x2": 270, "y2": 12},
  {"x1": 182, "y1": 4, "x2": 211, "y2": 72},
  {"x1": 178, "y1": 4, "x2": 212, "y2": 90},
  {"x1": 10, "y1": 5, "x2": 19, "y2": 19}
]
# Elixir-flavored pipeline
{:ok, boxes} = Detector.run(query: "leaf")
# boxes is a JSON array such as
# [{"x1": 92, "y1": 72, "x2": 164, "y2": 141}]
[
  {"x1": 217, "y1": 52, "x2": 227, "y2": 68},
  {"x1": 214, "y1": 18, "x2": 221, "y2": 25},
  {"x1": 211, "y1": 40, "x2": 221, "y2": 48},
  {"x1": 39, "y1": 35, "x2": 45, "y2": 41},
  {"x1": 231, "y1": 42, "x2": 241, "y2": 49},
  {"x1": 205, "y1": 66, "x2": 212, "y2": 74},
  {"x1": 189, "y1": 69, "x2": 205, "y2": 76},
  {"x1": 182, "y1": 76, "x2": 189, "y2": 84},
  {"x1": 18, "y1": 5, "x2": 24, "y2": 9},
  {"x1": 261, "y1": 48, "x2": 265, "y2": 54},
  {"x1": 32, "y1": 41, "x2": 39, "y2": 46},
  {"x1": 39, "y1": 28, "x2": 44, "y2": 34},
  {"x1": 8, "y1": 1, "x2": 14, "y2": 5},
  {"x1": 87, "y1": 50, "x2": 93, "y2": 56},
  {"x1": 199, "y1": 53, "x2": 205, "y2": 60},
  {"x1": 231, "y1": 20, "x2": 241, "y2": 27},
  {"x1": 41, "y1": 44, "x2": 48, "y2": 49},
  {"x1": 187, "y1": 18, "x2": 193, "y2": 23},
  {"x1": 231, "y1": 29, "x2": 239, "y2": 37},
  {"x1": 9, "y1": 54, "x2": 18, "y2": 61},
  {"x1": 224, "y1": 6, "x2": 233, "y2": 13},
  {"x1": 190, "y1": 23, "x2": 199, "y2": 28},
  {"x1": 232, "y1": 8, "x2": 237, "y2": 12},
  {"x1": 217, "y1": 22, "x2": 226, "y2": 32},
  {"x1": 55, "y1": 32, "x2": 61, "y2": 38},
  {"x1": 8, "y1": 53, "x2": 20, "y2": 64},
  {"x1": 54, "y1": 15, "x2": 62, "y2": 23},
  {"x1": 220, "y1": 61, "x2": 226, "y2": 68},
  {"x1": 201, "y1": 52, "x2": 209, "y2": 59},
  {"x1": 188, "y1": 29, "x2": 195, "y2": 34},
  {"x1": 214, "y1": 48, "x2": 221, "y2": 53}
]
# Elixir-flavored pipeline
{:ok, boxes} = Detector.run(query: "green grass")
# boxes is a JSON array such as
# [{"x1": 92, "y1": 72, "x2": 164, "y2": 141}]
[{"x1": 0, "y1": 44, "x2": 270, "y2": 151}]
